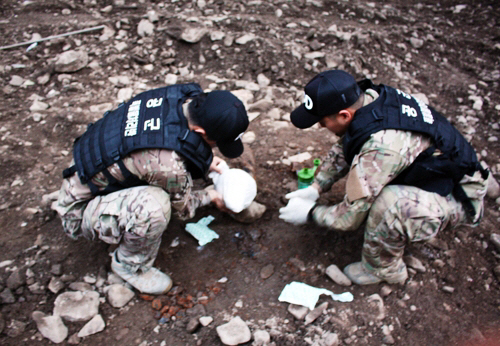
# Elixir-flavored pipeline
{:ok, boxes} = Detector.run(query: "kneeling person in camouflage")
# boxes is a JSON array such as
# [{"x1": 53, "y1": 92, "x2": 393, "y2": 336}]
[
  {"x1": 279, "y1": 70, "x2": 488, "y2": 285},
  {"x1": 55, "y1": 84, "x2": 251, "y2": 294}
]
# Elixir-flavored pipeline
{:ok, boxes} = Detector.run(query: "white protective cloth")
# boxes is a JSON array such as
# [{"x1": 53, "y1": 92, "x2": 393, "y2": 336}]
[{"x1": 209, "y1": 161, "x2": 257, "y2": 213}]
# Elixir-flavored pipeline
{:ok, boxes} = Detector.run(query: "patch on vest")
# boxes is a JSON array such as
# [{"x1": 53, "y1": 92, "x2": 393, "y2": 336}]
[
  {"x1": 124, "y1": 100, "x2": 141, "y2": 137},
  {"x1": 397, "y1": 89, "x2": 434, "y2": 125}
]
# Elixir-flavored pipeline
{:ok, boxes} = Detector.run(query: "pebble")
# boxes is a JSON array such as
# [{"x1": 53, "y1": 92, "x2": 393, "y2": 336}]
[
  {"x1": 186, "y1": 317, "x2": 200, "y2": 333},
  {"x1": 404, "y1": 255, "x2": 426, "y2": 273},
  {"x1": 7, "y1": 269, "x2": 25, "y2": 290},
  {"x1": 216, "y1": 316, "x2": 251, "y2": 345},
  {"x1": 305, "y1": 302, "x2": 328, "y2": 325},
  {"x1": 77, "y1": 314, "x2": 106, "y2": 337},
  {"x1": 260, "y1": 264, "x2": 275, "y2": 279},
  {"x1": 69, "y1": 282, "x2": 93, "y2": 291},
  {"x1": 253, "y1": 330, "x2": 271, "y2": 345},
  {"x1": 442, "y1": 286, "x2": 455, "y2": 293},
  {"x1": 48, "y1": 277, "x2": 65, "y2": 294},
  {"x1": 491, "y1": 234, "x2": 500, "y2": 252},
  {"x1": 325, "y1": 264, "x2": 352, "y2": 286},
  {"x1": 288, "y1": 304, "x2": 309, "y2": 320},
  {"x1": 199, "y1": 316, "x2": 213, "y2": 326}
]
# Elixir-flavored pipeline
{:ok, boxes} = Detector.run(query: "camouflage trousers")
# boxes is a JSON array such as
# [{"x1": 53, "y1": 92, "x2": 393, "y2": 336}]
[
  {"x1": 55, "y1": 180, "x2": 171, "y2": 272},
  {"x1": 362, "y1": 184, "x2": 472, "y2": 280}
]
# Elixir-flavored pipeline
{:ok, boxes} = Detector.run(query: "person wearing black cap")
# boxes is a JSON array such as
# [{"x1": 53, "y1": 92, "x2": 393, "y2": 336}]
[
  {"x1": 279, "y1": 70, "x2": 488, "y2": 285},
  {"x1": 54, "y1": 83, "x2": 253, "y2": 294}
]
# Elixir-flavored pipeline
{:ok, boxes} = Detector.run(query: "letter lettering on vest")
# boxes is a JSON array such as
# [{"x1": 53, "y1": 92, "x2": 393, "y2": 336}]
[
  {"x1": 146, "y1": 98, "x2": 163, "y2": 108},
  {"x1": 402, "y1": 104, "x2": 417, "y2": 118},
  {"x1": 144, "y1": 118, "x2": 161, "y2": 131}
]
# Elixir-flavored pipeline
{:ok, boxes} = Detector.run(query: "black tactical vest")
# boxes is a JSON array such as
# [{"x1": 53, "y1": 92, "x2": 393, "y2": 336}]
[
  {"x1": 63, "y1": 83, "x2": 213, "y2": 196},
  {"x1": 343, "y1": 80, "x2": 488, "y2": 217}
]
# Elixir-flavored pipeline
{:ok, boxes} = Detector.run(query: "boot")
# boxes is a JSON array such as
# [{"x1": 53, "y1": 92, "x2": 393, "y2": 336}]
[
  {"x1": 343, "y1": 262, "x2": 407, "y2": 285},
  {"x1": 231, "y1": 201, "x2": 266, "y2": 224},
  {"x1": 111, "y1": 252, "x2": 172, "y2": 295}
]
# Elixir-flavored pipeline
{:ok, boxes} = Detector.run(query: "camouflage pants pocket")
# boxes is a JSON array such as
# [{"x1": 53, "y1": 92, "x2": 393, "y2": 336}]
[{"x1": 82, "y1": 186, "x2": 171, "y2": 269}]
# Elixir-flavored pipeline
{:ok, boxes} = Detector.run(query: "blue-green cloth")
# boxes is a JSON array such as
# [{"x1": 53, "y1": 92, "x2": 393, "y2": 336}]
[{"x1": 185, "y1": 216, "x2": 219, "y2": 246}]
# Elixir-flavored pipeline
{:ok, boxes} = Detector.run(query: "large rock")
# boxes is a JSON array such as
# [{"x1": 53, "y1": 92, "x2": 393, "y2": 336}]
[
  {"x1": 53, "y1": 291, "x2": 100, "y2": 322},
  {"x1": 32, "y1": 311, "x2": 68, "y2": 344},
  {"x1": 216, "y1": 316, "x2": 251, "y2": 345},
  {"x1": 54, "y1": 50, "x2": 89, "y2": 73}
]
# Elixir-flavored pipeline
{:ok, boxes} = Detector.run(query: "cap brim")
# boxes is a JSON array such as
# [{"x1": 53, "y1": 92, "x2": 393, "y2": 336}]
[
  {"x1": 290, "y1": 104, "x2": 322, "y2": 129},
  {"x1": 217, "y1": 138, "x2": 244, "y2": 159}
]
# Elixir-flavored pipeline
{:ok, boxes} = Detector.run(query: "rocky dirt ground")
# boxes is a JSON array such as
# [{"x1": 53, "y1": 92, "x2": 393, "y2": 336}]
[{"x1": 0, "y1": 0, "x2": 500, "y2": 345}]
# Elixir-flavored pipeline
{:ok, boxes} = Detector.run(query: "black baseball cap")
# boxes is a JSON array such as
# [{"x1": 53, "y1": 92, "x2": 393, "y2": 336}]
[
  {"x1": 291, "y1": 70, "x2": 362, "y2": 129},
  {"x1": 195, "y1": 90, "x2": 249, "y2": 158}
]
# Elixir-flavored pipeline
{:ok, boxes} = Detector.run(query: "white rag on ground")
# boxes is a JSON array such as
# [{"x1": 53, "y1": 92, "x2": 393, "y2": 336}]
[
  {"x1": 208, "y1": 161, "x2": 257, "y2": 213},
  {"x1": 185, "y1": 216, "x2": 219, "y2": 246},
  {"x1": 278, "y1": 281, "x2": 354, "y2": 310}
]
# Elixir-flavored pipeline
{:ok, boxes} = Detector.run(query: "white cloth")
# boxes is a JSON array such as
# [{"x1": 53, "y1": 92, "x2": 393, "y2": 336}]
[{"x1": 209, "y1": 161, "x2": 257, "y2": 213}]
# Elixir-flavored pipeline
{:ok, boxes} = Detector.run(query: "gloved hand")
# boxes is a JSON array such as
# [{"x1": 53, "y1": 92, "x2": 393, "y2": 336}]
[
  {"x1": 285, "y1": 185, "x2": 320, "y2": 201},
  {"x1": 279, "y1": 197, "x2": 316, "y2": 225}
]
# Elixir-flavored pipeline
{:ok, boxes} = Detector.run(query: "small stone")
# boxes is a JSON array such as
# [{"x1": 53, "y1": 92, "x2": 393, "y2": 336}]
[
  {"x1": 67, "y1": 333, "x2": 81, "y2": 344},
  {"x1": 107, "y1": 284, "x2": 135, "y2": 308},
  {"x1": 50, "y1": 264, "x2": 63, "y2": 276},
  {"x1": 9, "y1": 75, "x2": 24, "y2": 86},
  {"x1": 69, "y1": 282, "x2": 93, "y2": 291},
  {"x1": 404, "y1": 255, "x2": 426, "y2": 273},
  {"x1": 6, "y1": 320, "x2": 26, "y2": 338},
  {"x1": 288, "y1": 258, "x2": 306, "y2": 271},
  {"x1": 77, "y1": 314, "x2": 105, "y2": 337},
  {"x1": 181, "y1": 27, "x2": 208, "y2": 43},
  {"x1": 383, "y1": 334, "x2": 395, "y2": 344},
  {"x1": 137, "y1": 19, "x2": 155, "y2": 37},
  {"x1": 322, "y1": 332, "x2": 339, "y2": 346},
  {"x1": 380, "y1": 285, "x2": 393, "y2": 297},
  {"x1": 442, "y1": 286, "x2": 455, "y2": 293},
  {"x1": 1, "y1": 288, "x2": 16, "y2": 304},
  {"x1": 186, "y1": 317, "x2": 200, "y2": 333},
  {"x1": 199, "y1": 316, "x2": 213, "y2": 326},
  {"x1": 260, "y1": 264, "x2": 274, "y2": 280},
  {"x1": 325, "y1": 264, "x2": 352, "y2": 286},
  {"x1": 186, "y1": 304, "x2": 206, "y2": 317},
  {"x1": 216, "y1": 316, "x2": 251, "y2": 345},
  {"x1": 490, "y1": 233, "x2": 500, "y2": 252},
  {"x1": 7, "y1": 269, "x2": 25, "y2": 290},
  {"x1": 288, "y1": 303, "x2": 310, "y2": 320},
  {"x1": 48, "y1": 277, "x2": 65, "y2": 294},
  {"x1": 304, "y1": 302, "x2": 328, "y2": 325},
  {"x1": 253, "y1": 330, "x2": 271, "y2": 345}
]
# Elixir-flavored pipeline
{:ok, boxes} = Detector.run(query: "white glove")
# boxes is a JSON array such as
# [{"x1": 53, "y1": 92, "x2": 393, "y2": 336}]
[
  {"x1": 285, "y1": 185, "x2": 320, "y2": 201},
  {"x1": 279, "y1": 197, "x2": 316, "y2": 225}
]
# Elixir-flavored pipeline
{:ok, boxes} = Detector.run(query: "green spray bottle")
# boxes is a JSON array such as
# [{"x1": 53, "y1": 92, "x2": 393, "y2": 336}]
[{"x1": 297, "y1": 158, "x2": 321, "y2": 189}]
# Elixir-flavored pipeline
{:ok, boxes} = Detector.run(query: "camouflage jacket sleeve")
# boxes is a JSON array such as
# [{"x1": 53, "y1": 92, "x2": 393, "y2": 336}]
[
  {"x1": 311, "y1": 130, "x2": 432, "y2": 231},
  {"x1": 122, "y1": 149, "x2": 211, "y2": 220},
  {"x1": 314, "y1": 141, "x2": 350, "y2": 192}
]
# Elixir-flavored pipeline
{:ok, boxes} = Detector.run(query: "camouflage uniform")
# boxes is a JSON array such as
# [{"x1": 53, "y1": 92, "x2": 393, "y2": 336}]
[
  {"x1": 54, "y1": 149, "x2": 212, "y2": 271},
  {"x1": 311, "y1": 90, "x2": 488, "y2": 280}
]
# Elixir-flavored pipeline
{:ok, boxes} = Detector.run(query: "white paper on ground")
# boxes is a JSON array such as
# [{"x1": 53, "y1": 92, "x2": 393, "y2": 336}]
[
  {"x1": 278, "y1": 281, "x2": 354, "y2": 310},
  {"x1": 185, "y1": 216, "x2": 219, "y2": 246}
]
